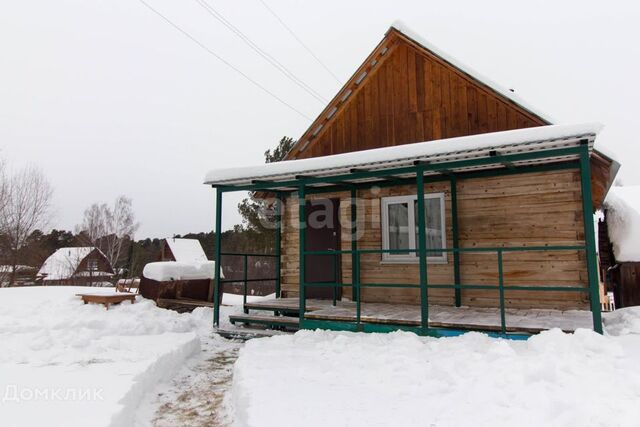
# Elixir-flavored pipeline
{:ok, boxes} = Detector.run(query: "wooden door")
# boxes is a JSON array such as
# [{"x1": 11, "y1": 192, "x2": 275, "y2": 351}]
[{"x1": 304, "y1": 198, "x2": 342, "y2": 300}]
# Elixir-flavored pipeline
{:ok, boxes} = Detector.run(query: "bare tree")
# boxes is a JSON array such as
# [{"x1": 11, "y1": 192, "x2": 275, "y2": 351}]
[
  {"x1": 77, "y1": 196, "x2": 139, "y2": 269},
  {"x1": 0, "y1": 166, "x2": 53, "y2": 286}
]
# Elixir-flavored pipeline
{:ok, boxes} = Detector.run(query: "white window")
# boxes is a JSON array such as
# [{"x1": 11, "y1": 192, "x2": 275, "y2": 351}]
[{"x1": 381, "y1": 193, "x2": 447, "y2": 263}]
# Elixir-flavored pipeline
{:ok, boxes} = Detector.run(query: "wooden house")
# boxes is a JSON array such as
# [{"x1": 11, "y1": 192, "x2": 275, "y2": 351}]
[
  {"x1": 204, "y1": 23, "x2": 619, "y2": 337},
  {"x1": 36, "y1": 247, "x2": 114, "y2": 286}
]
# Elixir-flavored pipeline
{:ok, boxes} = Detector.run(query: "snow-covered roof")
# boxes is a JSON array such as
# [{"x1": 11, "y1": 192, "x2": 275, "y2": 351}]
[
  {"x1": 390, "y1": 21, "x2": 554, "y2": 124},
  {"x1": 604, "y1": 186, "x2": 640, "y2": 262},
  {"x1": 142, "y1": 261, "x2": 222, "y2": 282},
  {"x1": 37, "y1": 247, "x2": 97, "y2": 281},
  {"x1": 204, "y1": 123, "x2": 602, "y2": 187},
  {"x1": 165, "y1": 238, "x2": 208, "y2": 263}
]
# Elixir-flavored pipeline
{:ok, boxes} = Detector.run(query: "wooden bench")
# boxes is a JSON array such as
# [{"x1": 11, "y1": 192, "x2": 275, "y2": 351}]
[{"x1": 76, "y1": 293, "x2": 136, "y2": 310}]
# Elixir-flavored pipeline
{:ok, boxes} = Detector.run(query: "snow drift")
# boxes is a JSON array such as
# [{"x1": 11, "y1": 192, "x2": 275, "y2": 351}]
[{"x1": 604, "y1": 185, "x2": 640, "y2": 262}]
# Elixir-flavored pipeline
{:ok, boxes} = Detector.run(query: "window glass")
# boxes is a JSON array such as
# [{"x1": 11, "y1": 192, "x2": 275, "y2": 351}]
[
  {"x1": 414, "y1": 198, "x2": 443, "y2": 257},
  {"x1": 387, "y1": 202, "x2": 410, "y2": 254}
]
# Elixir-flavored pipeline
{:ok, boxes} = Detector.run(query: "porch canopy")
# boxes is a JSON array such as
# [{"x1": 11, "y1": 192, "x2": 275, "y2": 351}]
[
  {"x1": 205, "y1": 123, "x2": 602, "y2": 191},
  {"x1": 205, "y1": 123, "x2": 608, "y2": 336}
]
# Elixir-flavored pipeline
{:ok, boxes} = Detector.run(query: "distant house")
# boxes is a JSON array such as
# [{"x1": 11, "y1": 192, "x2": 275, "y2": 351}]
[
  {"x1": 0, "y1": 265, "x2": 38, "y2": 287},
  {"x1": 158, "y1": 238, "x2": 208, "y2": 263},
  {"x1": 599, "y1": 186, "x2": 640, "y2": 308},
  {"x1": 37, "y1": 247, "x2": 114, "y2": 286}
]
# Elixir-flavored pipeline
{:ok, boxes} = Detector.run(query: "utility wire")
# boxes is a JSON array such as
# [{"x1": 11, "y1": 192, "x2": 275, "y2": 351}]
[
  {"x1": 257, "y1": 0, "x2": 341, "y2": 84},
  {"x1": 136, "y1": 0, "x2": 312, "y2": 121},
  {"x1": 195, "y1": 0, "x2": 328, "y2": 104}
]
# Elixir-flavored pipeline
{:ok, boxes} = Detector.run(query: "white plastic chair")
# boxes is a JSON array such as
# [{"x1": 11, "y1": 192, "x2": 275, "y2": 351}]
[{"x1": 607, "y1": 291, "x2": 616, "y2": 311}]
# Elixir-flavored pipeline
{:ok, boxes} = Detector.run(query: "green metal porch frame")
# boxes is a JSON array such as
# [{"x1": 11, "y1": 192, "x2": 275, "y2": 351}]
[{"x1": 211, "y1": 144, "x2": 603, "y2": 335}]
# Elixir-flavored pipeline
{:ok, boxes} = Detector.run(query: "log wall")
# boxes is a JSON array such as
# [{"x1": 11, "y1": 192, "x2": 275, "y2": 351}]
[{"x1": 280, "y1": 169, "x2": 589, "y2": 310}]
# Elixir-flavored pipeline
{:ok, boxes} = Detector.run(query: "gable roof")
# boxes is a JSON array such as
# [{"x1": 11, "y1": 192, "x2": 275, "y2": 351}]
[
  {"x1": 285, "y1": 22, "x2": 551, "y2": 161},
  {"x1": 37, "y1": 247, "x2": 104, "y2": 281},
  {"x1": 165, "y1": 238, "x2": 208, "y2": 263}
]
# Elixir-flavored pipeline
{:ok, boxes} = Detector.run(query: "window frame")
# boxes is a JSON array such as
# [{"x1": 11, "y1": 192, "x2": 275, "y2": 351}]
[{"x1": 380, "y1": 193, "x2": 447, "y2": 264}]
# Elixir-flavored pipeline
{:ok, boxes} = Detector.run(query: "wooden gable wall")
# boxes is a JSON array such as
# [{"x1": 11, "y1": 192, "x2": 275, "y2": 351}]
[{"x1": 287, "y1": 29, "x2": 548, "y2": 161}]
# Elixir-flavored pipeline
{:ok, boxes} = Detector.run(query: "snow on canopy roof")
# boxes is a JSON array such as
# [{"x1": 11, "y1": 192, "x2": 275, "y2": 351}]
[
  {"x1": 204, "y1": 123, "x2": 602, "y2": 186},
  {"x1": 37, "y1": 247, "x2": 97, "y2": 281},
  {"x1": 165, "y1": 238, "x2": 208, "y2": 263},
  {"x1": 142, "y1": 261, "x2": 222, "y2": 282},
  {"x1": 390, "y1": 20, "x2": 554, "y2": 124},
  {"x1": 604, "y1": 186, "x2": 640, "y2": 262}
]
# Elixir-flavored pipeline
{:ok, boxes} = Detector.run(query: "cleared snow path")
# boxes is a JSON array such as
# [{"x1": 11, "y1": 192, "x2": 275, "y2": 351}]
[{"x1": 135, "y1": 330, "x2": 241, "y2": 427}]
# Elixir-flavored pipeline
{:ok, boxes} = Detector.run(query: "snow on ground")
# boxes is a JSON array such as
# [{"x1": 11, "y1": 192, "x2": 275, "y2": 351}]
[
  {"x1": 233, "y1": 318, "x2": 640, "y2": 427},
  {"x1": 0, "y1": 286, "x2": 211, "y2": 427}
]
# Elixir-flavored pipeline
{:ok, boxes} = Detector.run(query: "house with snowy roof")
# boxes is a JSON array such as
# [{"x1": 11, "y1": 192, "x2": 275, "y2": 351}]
[
  {"x1": 37, "y1": 247, "x2": 114, "y2": 286},
  {"x1": 204, "y1": 23, "x2": 619, "y2": 337},
  {"x1": 598, "y1": 186, "x2": 640, "y2": 308}
]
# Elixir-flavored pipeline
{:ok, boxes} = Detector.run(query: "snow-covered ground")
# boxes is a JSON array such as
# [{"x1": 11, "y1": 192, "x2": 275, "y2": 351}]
[
  {"x1": 233, "y1": 310, "x2": 640, "y2": 427},
  {"x1": 5, "y1": 285, "x2": 640, "y2": 427},
  {"x1": 0, "y1": 286, "x2": 246, "y2": 427}
]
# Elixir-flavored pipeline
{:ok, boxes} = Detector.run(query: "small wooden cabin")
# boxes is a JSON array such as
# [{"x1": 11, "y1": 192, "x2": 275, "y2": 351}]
[
  {"x1": 204, "y1": 23, "x2": 619, "y2": 336},
  {"x1": 37, "y1": 247, "x2": 114, "y2": 286}
]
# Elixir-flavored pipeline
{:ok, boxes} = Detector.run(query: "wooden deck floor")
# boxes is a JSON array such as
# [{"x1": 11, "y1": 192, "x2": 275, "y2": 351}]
[{"x1": 245, "y1": 298, "x2": 593, "y2": 333}]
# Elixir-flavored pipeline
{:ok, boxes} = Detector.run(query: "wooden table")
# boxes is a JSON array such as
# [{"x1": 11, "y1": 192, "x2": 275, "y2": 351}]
[{"x1": 76, "y1": 293, "x2": 136, "y2": 310}]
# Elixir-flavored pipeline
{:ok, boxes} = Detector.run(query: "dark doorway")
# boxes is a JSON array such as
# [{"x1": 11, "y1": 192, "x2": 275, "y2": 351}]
[{"x1": 304, "y1": 198, "x2": 342, "y2": 300}]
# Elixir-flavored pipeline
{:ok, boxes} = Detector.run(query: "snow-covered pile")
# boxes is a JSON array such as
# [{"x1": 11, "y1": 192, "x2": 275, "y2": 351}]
[
  {"x1": 233, "y1": 327, "x2": 640, "y2": 426},
  {"x1": 0, "y1": 287, "x2": 210, "y2": 427},
  {"x1": 142, "y1": 260, "x2": 221, "y2": 282},
  {"x1": 604, "y1": 306, "x2": 640, "y2": 336},
  {"x1": 604, "y1": 185, "x2": 640, "y2": 262}
]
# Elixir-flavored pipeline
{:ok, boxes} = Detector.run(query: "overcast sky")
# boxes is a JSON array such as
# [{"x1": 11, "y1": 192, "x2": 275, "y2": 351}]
[{"x1": 1, "y1": 0, "x2": 639, "y2": 238}]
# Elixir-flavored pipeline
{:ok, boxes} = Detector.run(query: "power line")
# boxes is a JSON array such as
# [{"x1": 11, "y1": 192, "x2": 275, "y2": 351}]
[
  {"x1": 136, "y1": 0, "x2": 312, "y2": 121},
  {"x1": 195, "y1": 0, "x2": 328, "y2": 104},
  {"x1": 257, "y1": 0, "x2": 341, "y2": 85}
]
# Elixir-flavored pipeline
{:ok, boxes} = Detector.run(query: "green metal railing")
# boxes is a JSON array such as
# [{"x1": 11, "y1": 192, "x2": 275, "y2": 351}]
[
  {"x1": 300, "y1": 245, "x2": 590, "y2": 335},
  {"x1": 218, "y1": 252, "x2": 279, "y2": 313}
]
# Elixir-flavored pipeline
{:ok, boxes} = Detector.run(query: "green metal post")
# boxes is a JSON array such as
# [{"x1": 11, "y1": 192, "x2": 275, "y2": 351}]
[
  {"x1": 332, "y1": 257, "x2": 337, "y2": 306},
  {"x1": 355, "y1": 251, "x2": 361, "y2": 327},
  {"x1": 416, "y1": 166, "x2": 429, "y2": 331},
  {"x1": 579, "y1": 143, "x2": 603, "y2": 334},
  {"x1": 497, "y1": 249, "x2": 506, "y2": 334},
  {"x1": 298, "y1": 185, "x2": 306, "y2": 328},
  {"x1": 351, "y1": 188, "x2": 358, "y2": 302},
  {"x1": 243, "y1": 254, "x2": 248, "y2": 314},
  {"x1": 213, "y1": 188, "x2": 223, "y2": 327},
  {"x1": 450, "y1": 176, "x2": 462, "y2": 307},
  {"x1": 274, "y1": 193, "x2": 282, "y2": 299}
]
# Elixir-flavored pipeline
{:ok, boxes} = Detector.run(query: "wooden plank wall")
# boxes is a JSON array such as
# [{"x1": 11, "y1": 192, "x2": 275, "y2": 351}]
[
  {"x1": 280, "y1": 169, "x2": 589, "y2": 310},
  {"x1": 294, "y1": 41, "x2": 545, "y2": 160}
]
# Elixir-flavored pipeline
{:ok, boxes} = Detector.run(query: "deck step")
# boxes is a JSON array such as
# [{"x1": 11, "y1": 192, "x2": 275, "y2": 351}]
[
  {"x1": 244, "y1": 301, "x2": 301, "y2": 313},
  {"x1": 215, "y1": 328, "x2": 290, "y2": 341},
  {"x1": 229, "y1": 313, "x2": 300, "y2": 329}
]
